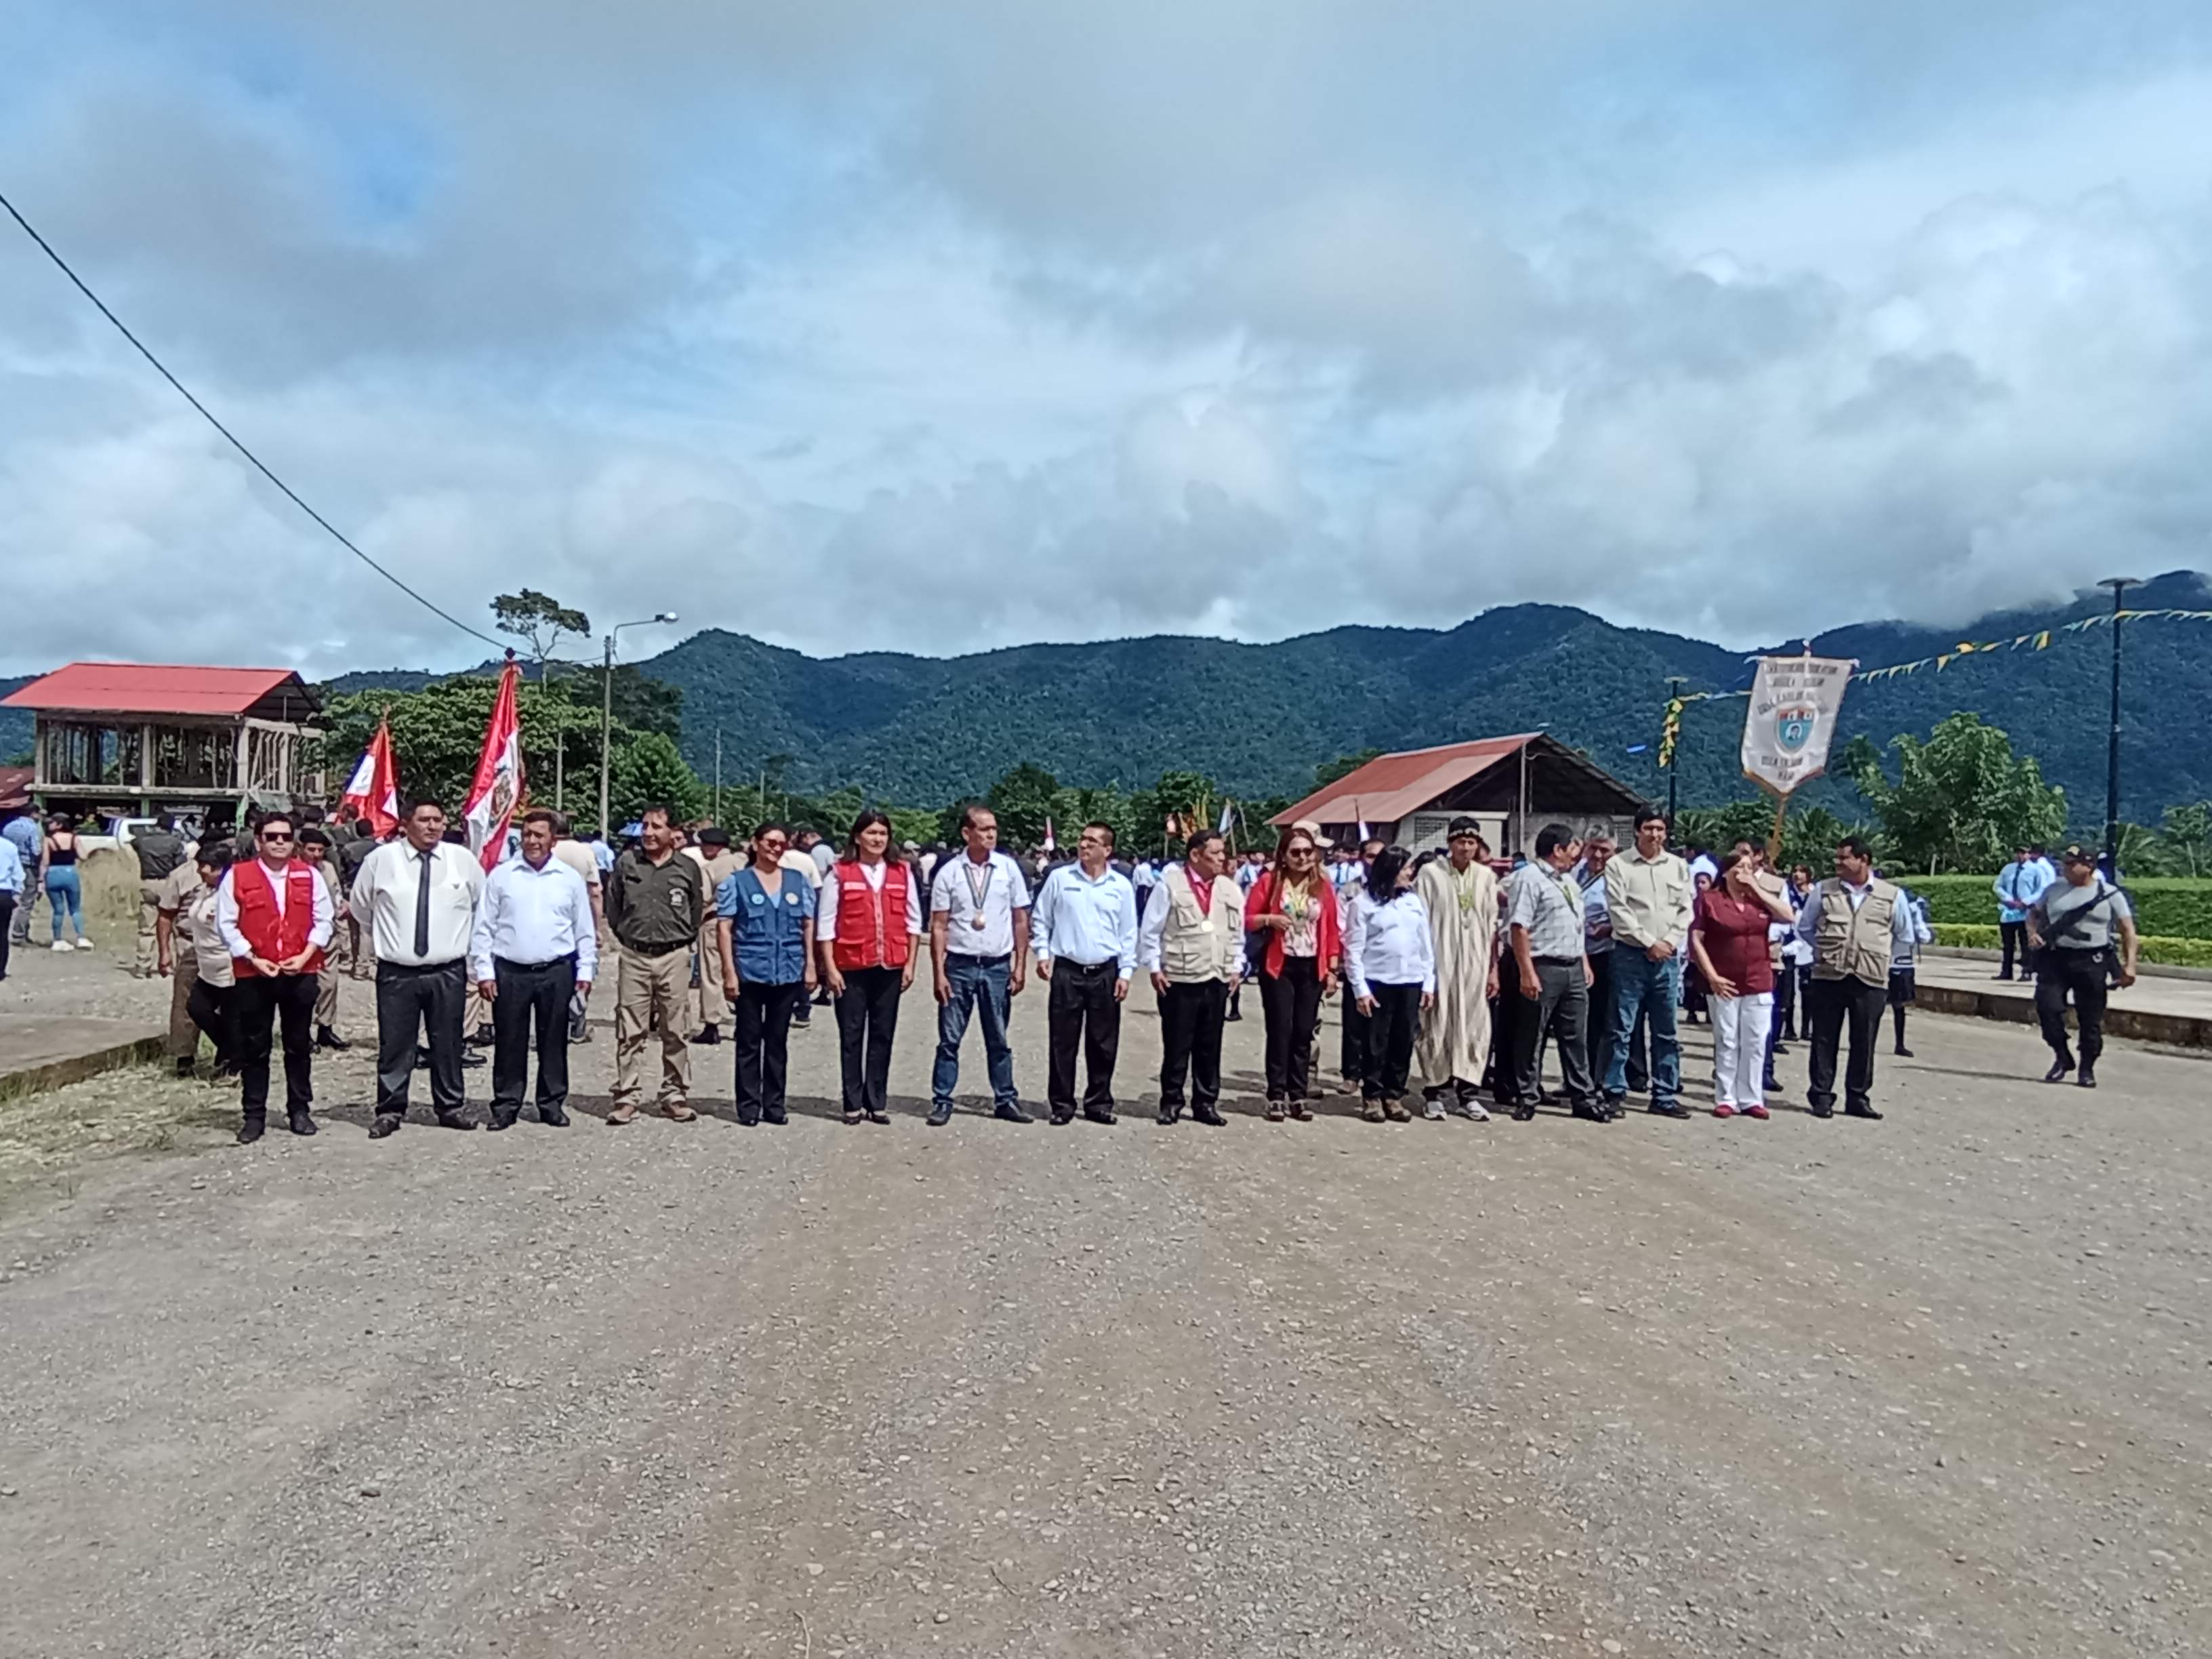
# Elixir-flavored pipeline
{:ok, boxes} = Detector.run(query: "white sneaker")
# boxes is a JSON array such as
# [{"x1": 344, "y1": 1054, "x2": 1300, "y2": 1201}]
[
  {"x1": 1453, "y1": 1097, "x2": 1492, "y2": 1122},
  {"x1": 75, "y1": 938, "x2": 95, "y2": 951},
  {"x1": 52, "y1": 939, "x2": 71, "y2": 952},
  {"x1": 1422, "y1": 1098, "x2": 1448, "y2": 1121}
]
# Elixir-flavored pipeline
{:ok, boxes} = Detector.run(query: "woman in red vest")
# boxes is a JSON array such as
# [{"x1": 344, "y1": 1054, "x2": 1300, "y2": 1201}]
[
  {"x1": 816, "y1": 809, "x2": 924, "y2": 1124},
  {"x1": 213, "y1": 811, "x2": 334, "y2": 1142}
]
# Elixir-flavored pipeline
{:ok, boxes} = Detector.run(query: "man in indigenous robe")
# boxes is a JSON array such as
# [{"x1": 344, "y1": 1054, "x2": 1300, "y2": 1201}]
[{"x1": 1416, "y1": 817, "x2": 1500, "y2": 1120}]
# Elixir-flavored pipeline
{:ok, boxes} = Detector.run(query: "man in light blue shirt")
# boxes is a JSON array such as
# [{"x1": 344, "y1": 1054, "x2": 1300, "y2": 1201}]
[
  {"x1": 1993, "y1": 846, "x2": 2055, "y2": 981},
  {"x1": 470, "y1": 810, "x2": 598, "y2": 1128},
  {"x1": 1, "y1": 813, "x2": 37, "y2": 946},
  {"x1": 0, "y1": 827, "x2": 24, "y2": 979},
  {"x1": 1031, "y1": 822, "x2": 1140, "y2": 1124}
]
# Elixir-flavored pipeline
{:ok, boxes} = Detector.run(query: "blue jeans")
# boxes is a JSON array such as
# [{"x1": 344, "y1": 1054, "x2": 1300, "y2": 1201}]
[
  {"x1": 1605, "y1": 949, "x2": 1681, "y2": 1103},
  {"x1": 933, "y1": 954, "x2": 1018, "y2": 1110},
  {"x1": 45, "y1": 867, "x2": 85, "y2": 940}
]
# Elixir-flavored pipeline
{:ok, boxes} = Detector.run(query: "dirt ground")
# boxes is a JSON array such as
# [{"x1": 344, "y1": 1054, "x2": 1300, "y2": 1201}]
[{"x1": 0, "y1": 963, "x2": 2205, "y2": 1658}]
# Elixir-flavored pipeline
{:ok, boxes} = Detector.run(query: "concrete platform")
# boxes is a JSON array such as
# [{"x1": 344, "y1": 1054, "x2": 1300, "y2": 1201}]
[
  {"x1": 1912, "y1": 954, "x2": 2212, "y2": 1049},
  {"x1": 0, "y1": 1016, "x2": 166, "y2": 1101}
]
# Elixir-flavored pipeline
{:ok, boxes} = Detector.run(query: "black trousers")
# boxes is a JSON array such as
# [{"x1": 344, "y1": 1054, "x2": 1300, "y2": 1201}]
[
  {"x1": 1772, "y1": 959, "x2": 1798, "y2": 1040},
  {"x1": 375, "y1": 959, "x2": 468, "y2": 1119},
  {"x1": 1998, "y1": 920, "x2": 2026, "y2": 979},
  {"x1": 835, "y1": 964, "x2": 904, "y2": 1116},
  {"x1": 2036, "y1": 947, "x2": 2111, "y2": 1067},
  {"x1": 1361, "y1": 981, "x2": 1422, "y2": 1102},
  {"x1": 1046, "y1": 960, "x2": 1121, "y2": 1115},
  {"x1": 1259, "y1": 957, "x2": 1323, "y2": 1101},
  {"x1": 233, "y1": 972, "x2": 316, "y2": 1118},
  {"x1": 1160, "y1": 979, "x2": 1228, "y2": 1111},
  {"x1": 187, "y1": 978, "x2": 236, "y2": 1069},
  {"x1": 1339, "y1": 983, "x2": 1370, "y2": 1080},
  {"x1": 1584, "y1": 949, "x2": 1617, "y2": 1086},
  {"x1": 0, "y1": 893, "x2": 13, "y2": 977},
  {"x1": 1510, "y1": 957, "x2": 1599, "y2": 1109},
  {"x1": 491, "y1": 955, "x2": 575, "y2": 1122},
  {"x1": 1804, "y1": 975, "x2": 1887, "y2": 1113},
  {"x1": 735, "y1": 979, "x2": 804, "y2": 1122}
]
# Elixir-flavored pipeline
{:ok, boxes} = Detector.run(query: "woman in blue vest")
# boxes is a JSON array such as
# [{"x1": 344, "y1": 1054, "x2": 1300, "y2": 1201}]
[{"x1": 714, "y1": 822, "x2": 817, "y2": 1126}]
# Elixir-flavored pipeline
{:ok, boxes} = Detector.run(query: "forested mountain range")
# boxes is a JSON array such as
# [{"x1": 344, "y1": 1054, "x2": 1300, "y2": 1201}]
[{"x1": 6, "y1": 572, "x2": 2210, "y2": 821}]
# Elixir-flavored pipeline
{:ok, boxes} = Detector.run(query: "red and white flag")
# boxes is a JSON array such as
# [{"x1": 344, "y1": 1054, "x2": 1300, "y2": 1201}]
[
  {"x1": 340, "y1": 716, "x2": 401, "y2": 837},
  {"x1": 464, "y1": 656, "x2": 527, "y2": 872}
]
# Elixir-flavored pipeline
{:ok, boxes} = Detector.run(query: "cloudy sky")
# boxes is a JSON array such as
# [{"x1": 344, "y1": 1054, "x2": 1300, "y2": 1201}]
[{"x1": 5, "y1": 1, "x2": 2211, "y2": 677}]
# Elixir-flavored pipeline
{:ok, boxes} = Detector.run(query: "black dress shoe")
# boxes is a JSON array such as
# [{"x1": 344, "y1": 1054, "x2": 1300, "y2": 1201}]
[
  {"x1": 1843, "y1": 1103, "x2": 1884, "y2": 1120},
  {"x1": 1050, "y1": 1109, "x2": 1075, "y2": 1126},
  {"x1": 460, "y1": 1050, "x2": 486, "y2": 1069},
  {"x1": 1647, "y1": 1101, "x2": 1691, "y2": 1118},
  {"x1": 764, "y1": 1107, "x2": 789, "y2": 1125},
  {"x1": 2044, "y1": 1058, "x2": 2075, "y2": 1083},
  {"x1": 735, "y1": 1109, "x2": 760, "y2": 1126},
  {"x1": 994, "y1": 1101, "x2": 1034, "y2": 1124},
  {"x1": 368, "y1": 1114, "x2": 403, "y2": 1138},
  {"x1": 865, "y1": 1108, "x2": 891, "y2": 1124},
  {"x1": 316, "y1": 1026, "x2": 350, "y2": 1051},
  {"x1": 926, "y1": 1102, "x2": 954, "y2": 1127},
  {"x1": 1192, "y1": 1104, "x2": 1228, "y2": 1126},
  {"x1": 539, "y1": 1107, "x2": 571, "y2": 1127},
  {"x1": 436, "y1": 1112, "x2": 480, "y2": 1131},
  {"x1": 1084, "y1": 1108, "x2": 1118, "y2": 1125},
  {"x1": 1808, "y1": 1104, "x2": 1834, "y2": 1119},
  {"x1": 1570, "y1": 1103, "x2": 1607, "y2": 1122},
  {"x1": 287, "y1": 1111, "x2": 318, "y2": 1136},
  {"x1": 237, "y1": 1116, "x2": 265, "y2": 1145},
  {"x1": 1893, "y1": 1045, "x2": 1914, "y2": 1058},
  {"x1": 2076, "y1": 1063, "x2": 2097, "y2": 1090},
  {"x1": 691, "y1": 1026, "x2": 721, "y2": 1046},
  {"x1": 1157, "y1": 1105, "x2": 1181, "y2": 1126},
  {"x1": 486, "y1": 1114, "x2": 516, "y2": 1132},
  {"x1": 466, "y1": 1024, "x2": 495, "y2": 1048},
  {"x1": 1511, "y1": 1104, "x2": 1536, "y2": 1122},
  {"x1": 175, "y1": 1057, "x2": 195, "y2": 1079},
  {"x1": 1224, "y1": 1010, "x2": 1242, "y2": 1023}
]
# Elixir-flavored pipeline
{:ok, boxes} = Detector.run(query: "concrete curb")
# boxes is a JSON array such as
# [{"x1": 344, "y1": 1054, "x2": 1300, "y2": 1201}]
[
  {"x1": 0, "y1": 1036, "x2": 168, "y2": 1104},
  {"x1": 1917, "y1": 981, "x2": 2212, "y2": 1050}
]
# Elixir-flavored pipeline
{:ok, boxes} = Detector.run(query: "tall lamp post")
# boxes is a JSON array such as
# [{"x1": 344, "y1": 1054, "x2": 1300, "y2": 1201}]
[
  {"x1": 598, "y1": 613, "x2": 679, "y2": 840},
  {"x1": 2098, "y1": 577, "x2": 2137, "y2": 876}
]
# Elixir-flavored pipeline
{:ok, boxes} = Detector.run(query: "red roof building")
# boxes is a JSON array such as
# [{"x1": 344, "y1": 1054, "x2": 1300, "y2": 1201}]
[
  {"x1": 1270, "y1": 732, "x2": 1645, "y2": 857},
  {"x1": 3, "y1": 663, "x2": 325, "y2": 818}
]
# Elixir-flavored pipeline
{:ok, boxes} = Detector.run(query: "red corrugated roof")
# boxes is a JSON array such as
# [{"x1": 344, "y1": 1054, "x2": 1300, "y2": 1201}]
[
  {"x1": 1270, "y1": 735, "x2": 1540, "y2": 827},
  {"x1": 0, "y1": 663, "x2": 311, "y2": 717}
]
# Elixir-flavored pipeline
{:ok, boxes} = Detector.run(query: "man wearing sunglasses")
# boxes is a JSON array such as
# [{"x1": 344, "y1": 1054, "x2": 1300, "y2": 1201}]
[{"x1": 214, "y1": 812, "x2": 334, "y2": 1143}]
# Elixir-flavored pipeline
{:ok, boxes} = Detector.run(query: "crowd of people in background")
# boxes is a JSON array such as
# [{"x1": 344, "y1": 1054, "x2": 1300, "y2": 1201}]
[{"x1": 0, "y1": 792, "x2": 2145, "y2": 1142}]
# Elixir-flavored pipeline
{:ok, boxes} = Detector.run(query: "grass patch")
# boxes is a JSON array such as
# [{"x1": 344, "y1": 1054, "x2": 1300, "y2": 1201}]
[{"x1": 0, "y1": 1062, "x2": 235, "y2": 1219}]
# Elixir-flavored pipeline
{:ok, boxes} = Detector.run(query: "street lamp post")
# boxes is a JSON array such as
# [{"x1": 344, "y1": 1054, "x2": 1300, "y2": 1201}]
[
  {"x1": 2098, "y1": 577, "x2": 2137, "y2": 876},
  {"x1": 598, "y1": 613, "x2": 679, "y2": 840}
]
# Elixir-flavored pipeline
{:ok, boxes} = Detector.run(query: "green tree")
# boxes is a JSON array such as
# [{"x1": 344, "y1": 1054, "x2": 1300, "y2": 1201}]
[
  {"x1": 611, "y1": 732, "x2": 708, "y2": 827},
  {"x1": 2158, "y1": 802, "x2": 2212, "y2": 876},
  {"x1": 986, "y1": 762, "x2": 1063, "y2": 848},
  {"x1": 491, "y1": 590, "x2": 592, "y2": 678},
  {"x1": 1846, "y1": 714, "x2": 2068, "y2": 874}
]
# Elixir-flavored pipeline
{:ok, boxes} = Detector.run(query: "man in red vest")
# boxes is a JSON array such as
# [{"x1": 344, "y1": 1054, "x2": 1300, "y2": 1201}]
[{"x1": 215, "y1": 811, "x2": 335, "y2": 1143}]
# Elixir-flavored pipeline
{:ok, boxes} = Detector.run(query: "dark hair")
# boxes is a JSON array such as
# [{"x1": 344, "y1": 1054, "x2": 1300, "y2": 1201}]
[
  {"x1": 520, "y1": 808, "x2": 558, "y2": 833},
  {"x1": 196, "y1": 844, "x2": 233, "y2": 871},
  {"x1": 638, "y1": 803, "x2": 673, "y2": 825},
  {"x1": 1360, "y1": 838, "x2": 1386, "y2": 858},
  {"x1": 1718, "y1": 848, "x2": 1753, "y2": 879},
  {"x1": 1366, "y1": 844, "x2": 1414, "y2": 899},
  {"x1": 258, "y1": 812, "x2": 295, "y2": 837},
  {"x1": 551, "y1": 810, "x2": 573, "y2": 836},
  {"x1": 1534, "y1": 822, "x2": 1574, "y2": 860},
  {"x1": 843, "y1": 809, "x2": 902, "y2": 863},
  {"x1": 298, "y1": 826, "x2": 330, "y2": 848},
  {"x1": 1836, "y1": 835, "x2": 1875, "y2": 861},
  {"x1": 1635, "y1": 804, "x2": 1667, "y2": 830},
  {"x1": 405, "y1": 797, "x2": 445, "y2": 819},
  {"x1": 752, "y1": 820, "x2": 790, "y2": 846},
  {"x1": 299, "y1": 804, "x2": 326, "y2": 825},
  {"x1": 1183, "y1": 829, "x2": 1226, "y2": 860},
  {"x1": 1082, "y1": 821, "x2": 1116, "y2": 849},
  {"x1": 958, "y1": 802, "x2": 994, "y2": 832}
]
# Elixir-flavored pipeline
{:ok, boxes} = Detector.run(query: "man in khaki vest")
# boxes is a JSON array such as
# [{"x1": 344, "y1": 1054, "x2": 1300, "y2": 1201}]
[
  {"x1": 1793, "y1": 836, "x2": 1917, "y2": 1120},
  {"x1": 1137, "y1": 829, "x2": 1246, "y2": 1126},
  {"x1": 686, "y1": 826, "x2": 742, "y2": 1044}
]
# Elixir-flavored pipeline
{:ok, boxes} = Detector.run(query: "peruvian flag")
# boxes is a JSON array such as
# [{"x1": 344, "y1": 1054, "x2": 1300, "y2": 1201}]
[
  {"x1": 340, "y1": 716, "x2": 401, "y2": 837},
  {"x1": 464, "y1": 655, "x2": 527, "y2": 872}
]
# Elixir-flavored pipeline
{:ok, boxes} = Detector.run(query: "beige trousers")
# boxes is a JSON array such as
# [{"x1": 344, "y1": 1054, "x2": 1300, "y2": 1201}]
[
  {"x1": 316, "y1": 925, "x2": 348, "y2": 1030},
  {"x1": 167, "y1": 949, "x2": 201, "y2": 1060},
  {"x1": 136, "y1": 881, "x2": 165, "y2": 978},
  {"x1": 694, "y1": 919, "x2": 726, "y2": 1033},
  {"x1": 614, "y1": 943, "x2": 692, "y2": 1109}
]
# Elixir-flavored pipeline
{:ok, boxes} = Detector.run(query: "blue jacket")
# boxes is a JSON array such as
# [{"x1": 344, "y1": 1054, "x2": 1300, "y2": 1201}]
[{"x1": 716, "y1": 865, "x2": 815, "y2": 985}]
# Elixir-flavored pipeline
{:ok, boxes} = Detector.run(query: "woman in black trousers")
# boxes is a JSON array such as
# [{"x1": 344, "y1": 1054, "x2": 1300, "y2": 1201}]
[
  {"x1": 1247, "y1": 827, "x2": 1342, "y2": 1122},
  {"x1": 818, "y1": 811, "x2": 922, "y2": 1125},
  {"x1": 1343, "y1": 846, "x2": 1436, "y2": 1123}
]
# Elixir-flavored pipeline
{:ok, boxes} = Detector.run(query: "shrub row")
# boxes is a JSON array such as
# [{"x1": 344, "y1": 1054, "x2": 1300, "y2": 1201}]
[
  {"x1": 1932, "y1": 923, "x2": 2212, "y2": 969},
  {"x1": 1904, "y1": 874, "x2": 2212, "y2": 940}
]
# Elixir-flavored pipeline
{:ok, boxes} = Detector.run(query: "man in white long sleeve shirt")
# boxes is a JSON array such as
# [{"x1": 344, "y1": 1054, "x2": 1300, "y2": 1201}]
[
  {"x1": 471, "y1": 809, "x2": 597, "y2": 1129},
  {"x1": 351, "y1": 800, "x2": 486, "y2": 1136},
  {"x1": 215, "y1": 812, "x2": 335, "y2": 1141},
  {"x1": 1030, "y1": 822, "x2": 1139, "y2": 1124},
  {"x1": 1138, "y1": 829, "x2": 1245, "y2": 1126}
]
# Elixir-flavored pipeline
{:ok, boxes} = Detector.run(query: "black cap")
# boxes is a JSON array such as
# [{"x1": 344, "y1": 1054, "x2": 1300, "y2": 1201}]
[
  {"x1": 2060, "y1": 844, "x2": 2097, "y2": 865},
  {"x1": 1447, "y1": 816, "x2": 1484, "y2": 839},
  {"x1": 697, "y1": 827, "x2": 731, "y2": 848}
]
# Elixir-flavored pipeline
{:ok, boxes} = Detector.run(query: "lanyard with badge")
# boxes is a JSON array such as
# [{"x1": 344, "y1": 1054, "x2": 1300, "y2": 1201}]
[{"x1": 963, "y1": 857, "x2": 993, "y2": 931}]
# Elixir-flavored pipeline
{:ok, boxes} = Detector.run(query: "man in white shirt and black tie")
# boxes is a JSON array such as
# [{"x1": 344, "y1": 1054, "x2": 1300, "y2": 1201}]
[
  {"x1": 471, "y1": 808, "x2": 598, "y2": 1129},
  {"x1": 351, "y1": 798, "x2": 486, "y2": 1137}
]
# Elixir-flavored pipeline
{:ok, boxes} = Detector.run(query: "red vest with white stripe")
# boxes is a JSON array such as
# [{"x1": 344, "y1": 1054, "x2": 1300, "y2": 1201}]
[
  {"x1": 830, "y1": 860, "x2": 912, "y2": 970},
  {"x1": 229, "y1": 859, "x2": 324, "y2": 977}
]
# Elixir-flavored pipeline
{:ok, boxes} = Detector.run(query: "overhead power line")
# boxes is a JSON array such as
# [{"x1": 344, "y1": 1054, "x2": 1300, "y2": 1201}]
[{"x1": 0, "y1": 186, "x2": 505, "y2": 651}]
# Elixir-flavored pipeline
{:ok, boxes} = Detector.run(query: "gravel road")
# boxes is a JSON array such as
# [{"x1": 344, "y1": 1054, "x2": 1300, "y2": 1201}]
[{"x1": 1, "y1": 974, "x2": 2205, "y2": 1658}]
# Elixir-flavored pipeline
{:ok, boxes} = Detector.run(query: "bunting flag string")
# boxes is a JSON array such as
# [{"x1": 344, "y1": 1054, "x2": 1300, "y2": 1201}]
[{"x1": 1654, "y1": 606, "x2": 2212, "y2": 764}]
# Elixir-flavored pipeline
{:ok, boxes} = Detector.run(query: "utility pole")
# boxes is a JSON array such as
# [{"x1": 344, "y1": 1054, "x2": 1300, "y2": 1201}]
[
  {"x1": 1664, "y1": 676, "x2": 1688, "y2": 835},
  {"x1": 2099, "y1": 577, "x2": 2137, "y2": 876},
  {"x1": 713, "y1": 726, "x2": 722, "y2": 826},
  {"x1": 597, "y1": 613, "x2": 678, "y2": 837}
]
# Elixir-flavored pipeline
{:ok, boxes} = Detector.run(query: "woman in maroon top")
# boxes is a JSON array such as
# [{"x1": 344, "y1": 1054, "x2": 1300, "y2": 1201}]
[{"x1": 1689, "y1": 850, "x2": 1796, "y2": 1118}]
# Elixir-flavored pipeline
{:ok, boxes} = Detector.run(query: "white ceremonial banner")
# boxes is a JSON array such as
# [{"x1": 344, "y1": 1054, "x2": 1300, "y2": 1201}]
[{"x1": 1740, "y1": 654, "x2": 1853, "y2": 797}]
